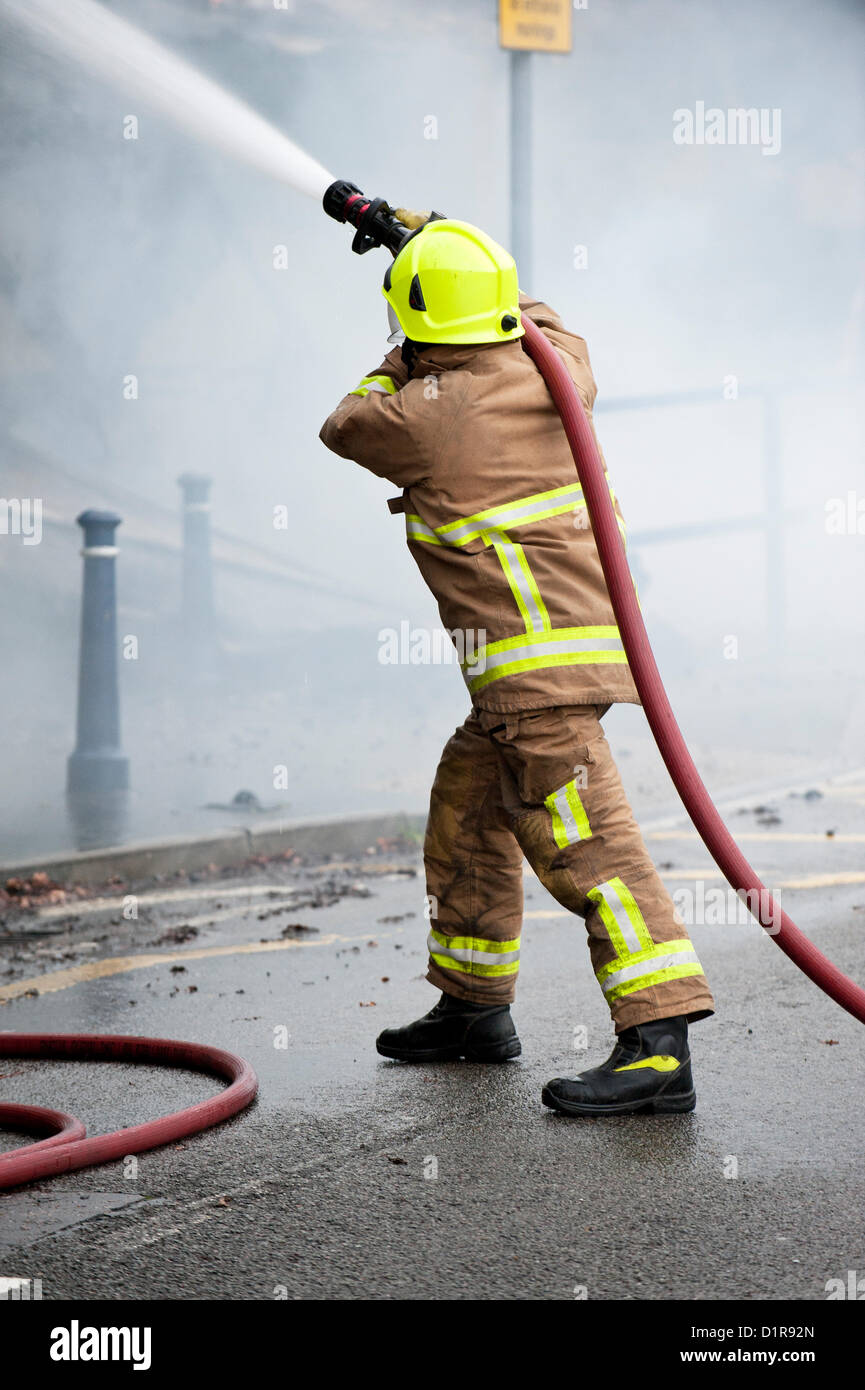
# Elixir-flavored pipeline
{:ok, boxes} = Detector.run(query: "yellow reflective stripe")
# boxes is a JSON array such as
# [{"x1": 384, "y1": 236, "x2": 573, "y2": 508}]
[
  {"x1": 605, "y1": 479, "x2": 628, "y2": 546},
  {"x1": 595, "y1": 937, "x2": 704, "y2": 1002},
  {"x1": 405, "y1": 513, "x2": 442, "y2": 545},
  {"x1": 409, "y1": 482, "x2": 623, "y2": 548},
  {"x1": 490, "y1": 533, "x2": 532, "y2": 631},
  {"x1": 490, "y1": 530, "x2": 551, "y2": 635},
  {"x1": 614, "y1": 1055, "x2": 681, "y2": 1073},
  {"x1": 428, "y1": 926, "x2": 520, "y2": 955},
  {"x1": 428, "y1": 924, "x2": 520, "y2": 979},
  {"x1": 429, "y1": 952, "x2": 520, "y2": 979},
  {"x1": 553, "y1": 806, "x2": 572, "y2": 845},
  {"x1": 588, "y1": 878, "x2": 655, "y2": 957},
  {"x1": 545, "y1": 780, "x2": 592, "y2": 848},
  {"x1": 595, "y1": 937, "x2": 697, "y2": 985},
  {"x1": 447, "y1": 482, "x2": 580, "y2": 526},
  {"x1": 467, "y1": 648, "x2": 627, "y2": 693},
  {"x1": 513, "y1": 539, "x2": 552, "y2": 633},
  {"x1": 565, "y1": 782, "x2": 592, "y2": 838},
  {"x1": 469, "y1": 625, "x2": 621, "y2": 660},
  {"x1": 464, "y1": 628, "x2": 625, "y2": 692},
  {"x1": 350, "y1": 374, "x2": 398, "y2": 397},
  {"x1": 603, "y1": 962, "x2": 705, "y2": 1003},
  {"x1": 432, "y1": 481, "x2": 622, "y2": 546},
  {"x1": 435, "y1": 483, "x2": 586, "y2": 545}
]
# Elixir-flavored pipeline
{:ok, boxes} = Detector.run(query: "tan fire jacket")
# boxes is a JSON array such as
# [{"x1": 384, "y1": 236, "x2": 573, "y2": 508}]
[{"x1": 319, "y1": 295, "x2": 638, "y2": 713}]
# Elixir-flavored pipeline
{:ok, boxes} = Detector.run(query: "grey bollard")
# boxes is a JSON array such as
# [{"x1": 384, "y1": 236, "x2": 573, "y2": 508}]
[
  {"x1": 178, "y1": 472, "x2": 217, "y2": 671},
  {"x1": 67, "y1": 509, "x2": 129, "y2": 845}
]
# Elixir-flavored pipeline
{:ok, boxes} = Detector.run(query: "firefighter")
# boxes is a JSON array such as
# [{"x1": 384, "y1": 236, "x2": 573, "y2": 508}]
[{"x1": 319, "y1": 212, "x2": 714, "y2": 1115}]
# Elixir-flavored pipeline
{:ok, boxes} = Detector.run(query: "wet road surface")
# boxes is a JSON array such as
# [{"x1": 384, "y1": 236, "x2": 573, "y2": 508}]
[{"x1": 1, "y1": 771, "x2": 864, "y2": 1300}]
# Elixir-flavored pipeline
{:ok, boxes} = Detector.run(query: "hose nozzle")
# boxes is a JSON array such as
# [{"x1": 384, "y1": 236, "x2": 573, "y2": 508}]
[
  {"x1": 323, "y1": 180, "x2": 445, "y2": 256},
  {"x1": 322, "y1": 179, "x2": 413, "y2": 256}
]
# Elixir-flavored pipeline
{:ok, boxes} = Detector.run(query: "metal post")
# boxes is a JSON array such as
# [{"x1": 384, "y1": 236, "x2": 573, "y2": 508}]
[
  {"x1": 67, "y1": 509, "x2": 129, "y2": 846},
  {"x1": 509, "y1": 49, "x2": 532, "y2": 291},
  {"x1": 178, "y1": 472, "x2": 217, "y2": 672},
  {"x1": 761, "y1": 391, "x2": 785, "y2": 670}
]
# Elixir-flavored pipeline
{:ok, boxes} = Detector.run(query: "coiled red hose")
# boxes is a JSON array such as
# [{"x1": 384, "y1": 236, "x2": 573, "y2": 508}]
[
  {"x1": 0, "y1": 1033, "x2": 258, "y2": 1190},
  {"x1": 0, "y1": 1101, "x2": 85, "y2": 1156},
  {"x1": 521, "y1": 315, "x2": 865, "y2": 1025}
]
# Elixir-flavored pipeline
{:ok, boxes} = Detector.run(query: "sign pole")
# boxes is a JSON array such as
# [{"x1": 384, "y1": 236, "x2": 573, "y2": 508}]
[
  {"x1": 499, "y1": 0, "x2": 572, "y2": 292},
  {"x1": 509, "y1": 49, "x2": 533, "y2": 292}
]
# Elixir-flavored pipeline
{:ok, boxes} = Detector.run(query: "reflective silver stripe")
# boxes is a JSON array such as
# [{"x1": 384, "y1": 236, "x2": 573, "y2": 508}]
[
  {"x1": 406, "y1": 482, "x2": 624, "y2": 550},
  {"x1": 351, "y1": 374, "x2": 398, "y2": 398},
  {"x1": 589, "y1": 880, "x2": 646, "y2": 955},
  {"x1": 548, "y1": 786, "x2": 579, "y2": 841},
  {"x1": 477, "y1": 633, "x2": 624, "y2": 673},
  {"x1": 547, "y1": 783, "x2": 590, "y2": 844},
  {"x1": 81, "y1": 546, "x2": 118, "y2": 557},
  {"x1": 425, "y1": 932, "x2": 520, "y2": 967},
  {"x1": 491, "y1": 533, "x2": 548, "y2": 633},
  {"x1": 406, "y1": 515, "x2": 440, "y2": 544},
  {"x1": 599, "y1": 947, "x2": 703, "y2": 996},
  {"x1": 437, "y1": 485, "x2": 585, "y2": 545}
]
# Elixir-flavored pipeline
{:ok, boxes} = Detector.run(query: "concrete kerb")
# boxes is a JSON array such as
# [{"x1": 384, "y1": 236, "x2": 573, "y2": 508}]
[{"x1": 0, "y1": 811, "x2": 427, "y2": 889}]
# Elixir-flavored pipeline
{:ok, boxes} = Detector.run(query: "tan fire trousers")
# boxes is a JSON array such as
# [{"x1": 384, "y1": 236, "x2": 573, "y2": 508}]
[{"x1": 424, "y1": 704, "x2": 715, "y2": 1032}]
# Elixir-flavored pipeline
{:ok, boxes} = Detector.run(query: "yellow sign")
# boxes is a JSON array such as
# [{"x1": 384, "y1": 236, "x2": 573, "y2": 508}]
[{"x1": 499, "y1": 0, "x2": 572, "y2": 54}]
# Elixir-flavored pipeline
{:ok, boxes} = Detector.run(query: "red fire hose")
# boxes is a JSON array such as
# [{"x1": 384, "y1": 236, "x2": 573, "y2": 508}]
[
  {"x1": 0, "y1": 1033, "x2": 257, "y2": 1190},
  {"x1": 521, "y1": 315, "x2": 865, "y2": 1025}
]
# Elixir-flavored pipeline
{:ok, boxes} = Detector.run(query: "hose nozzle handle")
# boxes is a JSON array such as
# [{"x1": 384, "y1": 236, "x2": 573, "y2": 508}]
[{"x1": 322, "y1": 179, "x2": 415, "y2": 256}]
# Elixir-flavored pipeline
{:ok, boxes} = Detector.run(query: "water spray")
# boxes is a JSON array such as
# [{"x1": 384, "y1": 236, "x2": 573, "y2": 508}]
[{"x1": 0, "y1": 0, "x2": 334, "y2": 198}]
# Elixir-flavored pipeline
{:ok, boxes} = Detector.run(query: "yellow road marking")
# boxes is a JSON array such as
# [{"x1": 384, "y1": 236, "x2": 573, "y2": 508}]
[
  {"x1": 778, "y1": 871, "x2": 865, "y2": 889},
  {"x1": 643, "y1": 868, "x2": 865, "y2": 884},
  {"x1": 0, "y1": 929, "x2": 396, "y2": 1004},
  {"x1": 29, "y1": 863, "x2": 415, "y2": 923},
  {"x1": 5, "y1": 862, "x2": 862, "y2": 1004},
  {"x1": 523, "y1": 868, "x2": 865, "y2": 921},
  {"x1": 651, "y1": 870, "x2": 865, "y2": 888},
  {"x1": 33, "y1": 883, "x2": 305, "y2": 922},
  {"x1": 646, "y1": 831, "x2": 865, "y2": 844}
]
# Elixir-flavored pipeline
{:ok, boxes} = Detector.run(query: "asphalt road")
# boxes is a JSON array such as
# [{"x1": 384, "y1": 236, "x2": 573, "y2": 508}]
[{"x1": 1, "y1": 771, "x2": 864, "y2": 1302}]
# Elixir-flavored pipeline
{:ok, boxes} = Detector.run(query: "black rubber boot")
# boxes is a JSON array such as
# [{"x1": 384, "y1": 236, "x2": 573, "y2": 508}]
[
  {"x1": 542, "y1": 1015, "x2": 695, "y2": 1116},
  {"x1": 376, "y1": 991, "x2": 521, "y2": 1063}
]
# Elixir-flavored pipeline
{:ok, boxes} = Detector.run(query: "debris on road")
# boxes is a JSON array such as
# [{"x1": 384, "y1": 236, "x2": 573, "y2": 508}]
[
  {"x1": 279, "y1": 922, "x2": 318, "y2": 938},
  {"x1": 154, "y1": 925, "x2": 200, "y2": 946},
  {"x1": 1, "y1": 872, "x2": 89, "y2": 913}
]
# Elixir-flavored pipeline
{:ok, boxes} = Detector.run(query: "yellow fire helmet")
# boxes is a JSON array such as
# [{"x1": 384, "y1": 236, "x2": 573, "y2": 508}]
[{"x1": 382, "y1": 218, "x2": 524, "y2": 346}]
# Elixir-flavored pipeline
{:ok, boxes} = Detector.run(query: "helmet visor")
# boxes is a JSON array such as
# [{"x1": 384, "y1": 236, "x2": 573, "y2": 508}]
[{"x1": 386, "y1": 301, "x2": 406, "y2": 345}]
